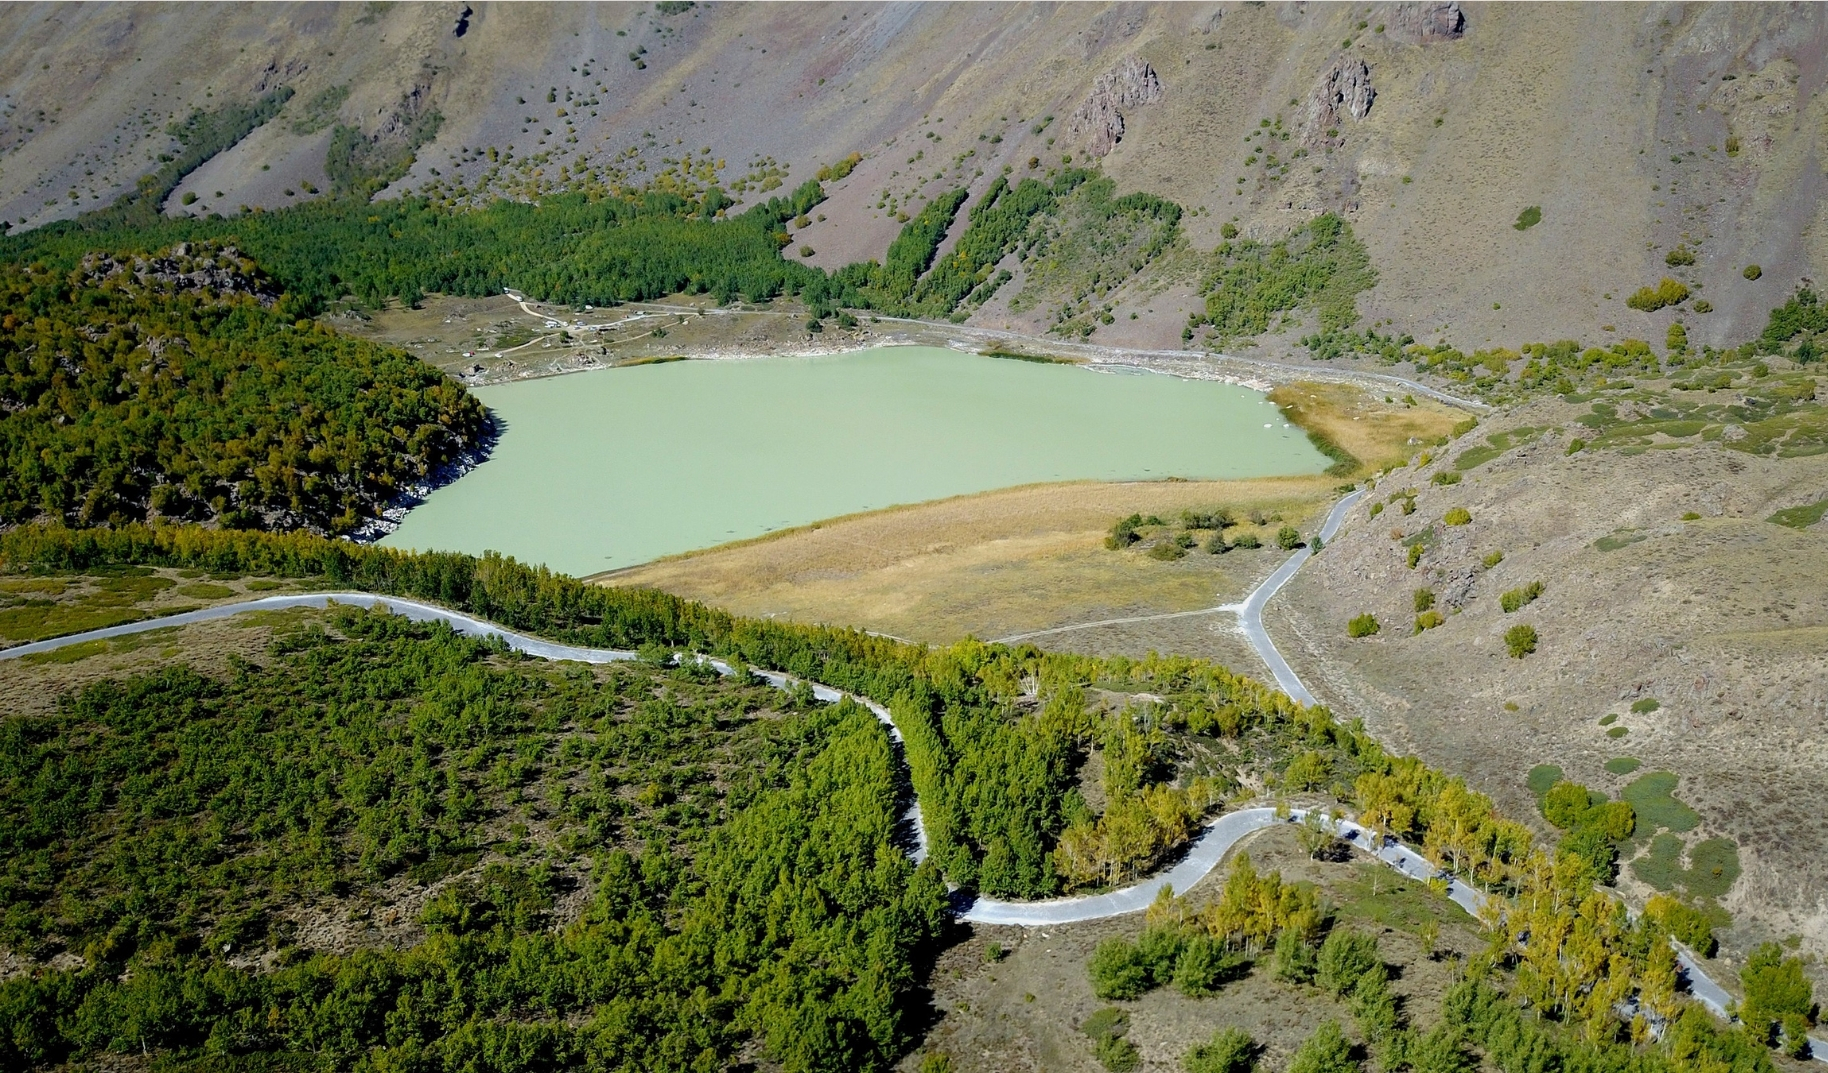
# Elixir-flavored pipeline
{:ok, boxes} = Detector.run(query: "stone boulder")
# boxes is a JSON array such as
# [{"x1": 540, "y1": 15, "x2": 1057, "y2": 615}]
[
  {"x1": 1387, "y1": 1, "x2": 1466, "y2": 44},
  {"x1": 1301, "y1": 58, "x2": 1375, "y2": 145},
  {"x1": 1067, "y1": 57, "x2": 1163, "y2": 159}
]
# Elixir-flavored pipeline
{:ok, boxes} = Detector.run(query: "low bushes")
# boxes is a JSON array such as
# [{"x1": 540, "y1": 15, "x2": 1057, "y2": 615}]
[
  {"x1": 1185, "y1": 1027, "x2": 1257, "y2": 1073},
  {"x1": 1348, "y1": 613, "x2": 1381, "y2": 638},
  {"x1": 1504, "y1": 623, "x2": 1538, "y2": 658},
  {"x1": 1626, "y1": 277, "x2": 1690, "y2": 312},
  {"x1": 1444, "y1": 507, "x2": 1472, "y2": 526},
  {"x1": 1089, "y1": 928, "x2": 1250, "y2": 1001},
  {"x1": 1083, "y1": 1007, "x2": 1140, "y2": 1072},
  {"x1": 1499, "y1": 581, "x2": 1543, "y2": 612}
]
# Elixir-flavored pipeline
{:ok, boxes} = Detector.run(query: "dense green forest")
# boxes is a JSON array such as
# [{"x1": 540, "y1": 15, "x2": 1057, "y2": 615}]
[
  {"x1": 0, "y1": 478, "x2": 1796, "y2": 1070},
  {"x1": 5, "y1": 180, "x2": 836, "y2": 314},
  {"x1": 0, "y1": 247, "x2": 488, "y2": 533},
  {"x1": 0, "y1": 606, "x2": 946, "y2": 1071},
  {"x1": 0, "y1": 523, "x2": 1804, "y2": 1072}
]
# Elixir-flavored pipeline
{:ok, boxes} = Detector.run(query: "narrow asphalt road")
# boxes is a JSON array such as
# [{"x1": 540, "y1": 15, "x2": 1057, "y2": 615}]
[
  {"x1": 6, "y1": 556, "x2": 1810, "y2": 1056},
  {"x1": 994, "y1": 489, "x2": 1363, "y2": 709}
]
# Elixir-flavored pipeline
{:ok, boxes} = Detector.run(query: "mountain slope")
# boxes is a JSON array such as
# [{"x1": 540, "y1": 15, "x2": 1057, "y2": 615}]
[{"x1": 5, "y1": 3, "x2": 1828, "y2": 356}]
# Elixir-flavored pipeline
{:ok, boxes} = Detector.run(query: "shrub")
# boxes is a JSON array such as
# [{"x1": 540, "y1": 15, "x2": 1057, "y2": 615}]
[
  {"x1": 1631, "y1": 697, "x2": 1660, "y2": 713},
  {"x1": 1183, "y1": 508, "x2": 1234, "y2": 530},
  {"x1": 1369, "y1": 501, "x2": 1384, "y2": 517},
  {"x1": 1482, "y1": 550, "x2": 1505, "y2": 568},
  {"x1": 1277, "y1": 525, "x2": 1303, "y2": 550},
  {"x1": 1205, "y1": 533, "x2": 1229, "y2": 554},
  {"x1": 1347, "y1": 613, "x2": 1381, "y2": 638},
  {"x1": 1665, "y1": 247, "x2": 1696, "y2": 267},
  {"x1": 1499, "y1": 581, "x2": 1543, "y2": 612},
  {"x1": 1106, "y1": 514, "x2": 1143, "y2": 549},
  {"x1": 1186, "y1": 1028, "x2": 1257, "y2": 1073},
  {"x1": 1097, "y1": 1036, "x2": 1142, "y2": 1073},
  {"x1": 1084, "y1": 1007, "x2": 1131, "y2": 1042},
  {"x1": 1174, "y1": 934, "x2": 1248, "y2": 997},
  {"x1": 1289, "y1": 1021, "x2": 1359, "y2": 1073},
  {"x1": 1430, "y1": 471, "x2": 1462, "y2": 486},
  {"x1": 1232, "y1": 532, "x2": 1262, "y2": 549},
  {"x1": 1443, "y1": 507, "x2": 1472, "y2": 526},
  {"x1": 1148, "y1": 541, "x2": 1188, "y2": 561},
  {"x1": 1504, "y1": 623, "x2": 1538, "y2": 658},
  {"x1": 1693, "y1": 299, "x2": 1712, "y2": 314},
  {"x1": 1740, "y1": 943, "x2": 1815, "y2": 1048},
  {"x1": 1626, "y1": 277, "x2": 1690, "y2": 312},
  {"x1": 1085, "y1": 1006, "x2": 1141, "y2": 1072},
  {"x1": 814, "y1": 152, "x2": 863, "y2": 182},
  {"x1": 1274, "y1": 927, "x2": 1318, "y2": 983},
  {"x1": 1413, "y1": 588, "x2": 1436, "y2": 612},
  {"x1": 1414, "y1": 610, "x2": 1444, "y2": 632},
  {"x1": 1318, "y1": 929, "x2": 1382, "y2": 997},
  {"x1": 1744, "y1": 264, "x2": 1762, "y2": 281},
  {"x1": 1513, "y1": 206, "x2": 1541, "y2": 231},
  {"x1": 1566, "y1": 437, "x2": 1586, "y2": 453},
  {"x1": 1090, "y1": 939, "x2": 1152, "y2": 999},
  {"x1": 1540, "y1": 781, "x2": 1592, "y2": 830},
  {"x1": 1407, "y1": 545, "x2": 1424, "y2": 569}
]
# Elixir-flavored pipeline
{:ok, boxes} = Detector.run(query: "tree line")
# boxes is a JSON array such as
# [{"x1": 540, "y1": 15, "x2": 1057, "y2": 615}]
[{"x1": 0, "y1": 248, "x2": 489, "y2": 533}]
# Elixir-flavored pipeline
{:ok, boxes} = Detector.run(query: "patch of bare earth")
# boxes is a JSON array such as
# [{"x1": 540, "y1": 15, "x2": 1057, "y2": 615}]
[
  {"x1": 908, "y1": 823, "x2": 1481, "y2": 1073},
  {"x1": 604, "y1": 476, "x2": 1336, "y2": 645}
]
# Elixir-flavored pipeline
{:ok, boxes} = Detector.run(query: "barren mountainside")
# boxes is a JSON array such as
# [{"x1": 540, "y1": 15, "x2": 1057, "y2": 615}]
[{"x1": 6, "y1": 2, "x2": 1828, "y2": 356}]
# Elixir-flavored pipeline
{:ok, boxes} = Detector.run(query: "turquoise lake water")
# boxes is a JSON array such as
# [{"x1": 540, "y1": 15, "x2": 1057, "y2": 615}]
[{"x1": 381, "y1": 346, "x2": 1326, "y2": 576}]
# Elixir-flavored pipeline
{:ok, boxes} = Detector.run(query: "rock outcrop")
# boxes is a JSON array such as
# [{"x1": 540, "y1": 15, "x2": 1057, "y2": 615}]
[
  {"x1": 1301, "y1": 58, "x2": 1375, "y2": 146},
  {"x1": 80, "y1": 243, "x2": 281, "y2": 304},
  {"x1": 1387, "y1": 1, "x2": 1466, "y2": 44},
  {"x1": 1067, "y1": 57, "x2": 1163, "y2": 159}
]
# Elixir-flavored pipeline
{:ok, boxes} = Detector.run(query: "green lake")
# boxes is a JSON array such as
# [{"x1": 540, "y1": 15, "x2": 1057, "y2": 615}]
[{"x1": 381, "y1": 346, "x2": 1327, "y2": 576}]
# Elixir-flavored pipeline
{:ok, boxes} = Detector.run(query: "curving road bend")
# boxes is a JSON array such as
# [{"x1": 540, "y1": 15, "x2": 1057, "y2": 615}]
[
  {"x1": 5, "y1": 531, "x2": 1815, "y2": 1057},
  {"x1": 993, "y1": 489, "x2": 1364, "y2": 710},
  {"x1": 0, "y1": 593, "x2": 930, "y2": 861}
]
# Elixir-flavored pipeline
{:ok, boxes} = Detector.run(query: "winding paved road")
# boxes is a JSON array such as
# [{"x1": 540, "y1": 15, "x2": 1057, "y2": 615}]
[
  {"x1": 6, "y1": 519, "x2": 1816, "y2": 1058},
  {"x1": 994, "y1": 490, "x2": 1363, "y2": 708}
]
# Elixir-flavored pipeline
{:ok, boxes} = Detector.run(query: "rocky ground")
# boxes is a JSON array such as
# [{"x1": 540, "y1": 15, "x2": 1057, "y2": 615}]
[
  {"x1": 1278, "y1": 392, "x2": 1828, "y2": 975},
  {"x1": 5, "y1": 3, "x2": 1828, "y2": 355}
]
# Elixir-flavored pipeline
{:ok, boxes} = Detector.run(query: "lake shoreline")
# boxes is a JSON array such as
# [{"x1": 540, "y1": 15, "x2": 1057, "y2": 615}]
[{"x1": 380, "y1": 346, "x2": 1332, "y2": 576}]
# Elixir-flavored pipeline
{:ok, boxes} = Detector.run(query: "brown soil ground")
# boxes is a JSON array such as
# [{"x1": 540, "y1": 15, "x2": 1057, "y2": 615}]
[
  {"x1": 605, "y1": 476, "x2": 1336, "y2": 645},
  {"x1": 908, "y1": 822, "x2": 1481, "y2": 1073},
  {"x1": 1277, "y1": 398, "x2": 1828, "y2": 972}
]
